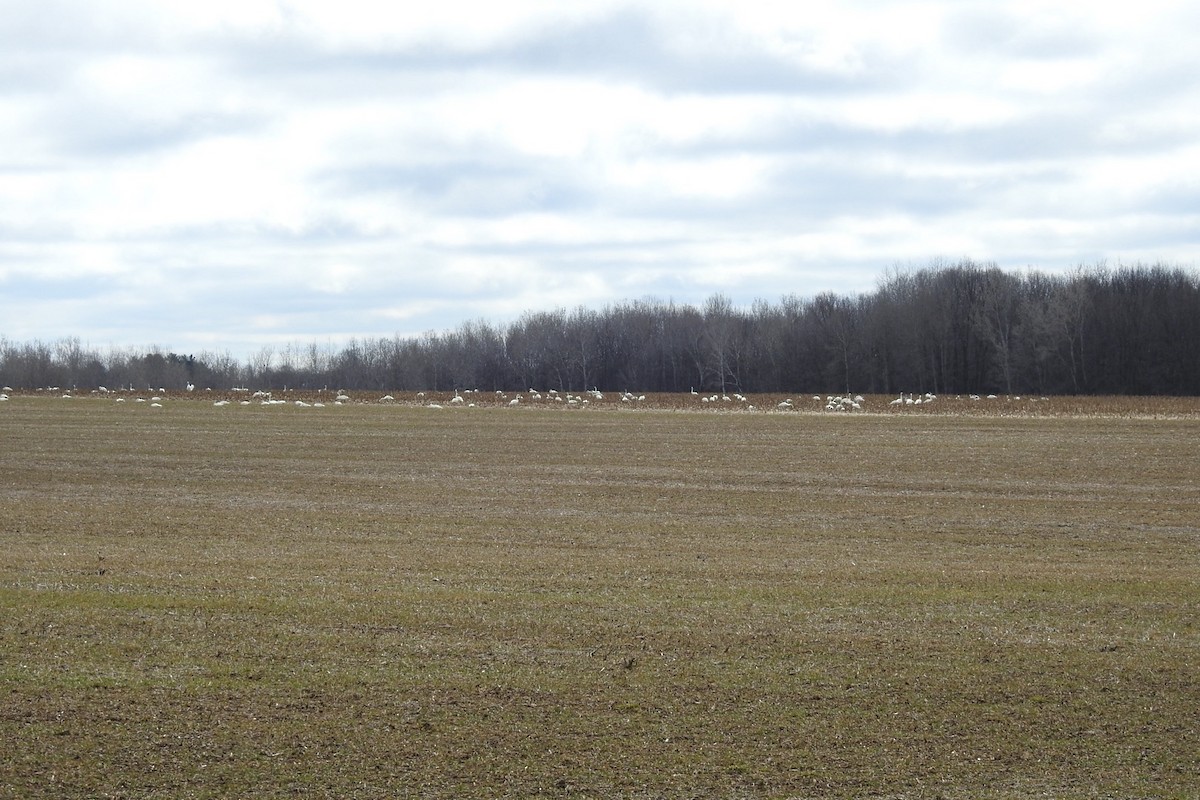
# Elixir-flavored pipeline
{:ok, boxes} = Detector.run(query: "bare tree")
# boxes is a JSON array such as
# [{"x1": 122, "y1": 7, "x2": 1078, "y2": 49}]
[{"x1": 972, "y1": 267, "x2": 1022, "y2": 395}]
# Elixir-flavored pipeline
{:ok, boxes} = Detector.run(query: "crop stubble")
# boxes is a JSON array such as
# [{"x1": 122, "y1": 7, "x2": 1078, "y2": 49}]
[{"x1": 1, "y1": 397, "x2": 1197, "y2": 798}]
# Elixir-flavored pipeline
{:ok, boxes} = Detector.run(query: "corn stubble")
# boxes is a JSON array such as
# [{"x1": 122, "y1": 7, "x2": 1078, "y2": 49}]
[{"x1": 1, "y1": 396, "x2": 1197, "y2": 798}]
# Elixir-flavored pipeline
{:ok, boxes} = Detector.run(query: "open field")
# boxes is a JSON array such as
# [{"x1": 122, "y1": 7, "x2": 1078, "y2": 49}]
[{"x1": 1, "y1": 395, "x2": 1197, "y2": 798}]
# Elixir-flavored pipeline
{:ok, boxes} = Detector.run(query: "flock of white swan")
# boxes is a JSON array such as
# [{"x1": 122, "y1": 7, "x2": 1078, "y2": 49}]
[{"x1": 2, "y1": 384, "x2": 1039, "y2": 414}]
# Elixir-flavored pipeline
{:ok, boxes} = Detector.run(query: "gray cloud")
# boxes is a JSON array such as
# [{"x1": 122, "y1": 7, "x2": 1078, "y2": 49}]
[
  {"x1": 942, "y1": 7, "x2": 1102, "y2": 60},
  {"x1": 205, "y1": 6, "x2": 893, "y2": 97},
  {"x1": 319, "y1": 158, "x2": 599, "y2": 217},
  {"x1": 489, "y1": 8, "x2": 887, "y2": 95},
  {"x1": 46, "y1": 106, "x2": 268, "y2": 159}
]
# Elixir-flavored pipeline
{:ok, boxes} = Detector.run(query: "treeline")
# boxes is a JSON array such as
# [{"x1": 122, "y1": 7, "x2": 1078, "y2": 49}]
[{"x1": 3, "y1": 261, "x2": 1199, "y2": 396}]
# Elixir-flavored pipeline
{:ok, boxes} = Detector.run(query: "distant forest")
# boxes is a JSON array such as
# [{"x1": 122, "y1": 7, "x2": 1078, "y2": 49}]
[{"x1": 4, "y1": 261, "x2": 1199, "y2": 396}]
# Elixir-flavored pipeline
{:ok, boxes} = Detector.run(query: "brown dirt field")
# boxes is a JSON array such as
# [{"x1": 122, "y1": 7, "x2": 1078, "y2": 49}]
[{"x1": 1, "y1": 395, "x2": 1197, "y2": 798}]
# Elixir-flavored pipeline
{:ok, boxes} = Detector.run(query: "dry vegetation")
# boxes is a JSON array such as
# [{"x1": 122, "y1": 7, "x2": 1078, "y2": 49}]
[{"x1": 1, "y1": 394, "x2": 1197, "y2": 798}]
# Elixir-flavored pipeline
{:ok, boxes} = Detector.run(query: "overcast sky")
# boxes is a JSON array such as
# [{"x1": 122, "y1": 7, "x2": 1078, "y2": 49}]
[{"x1": 3, "y1": 1, "x2": 1198, "y2": 359}]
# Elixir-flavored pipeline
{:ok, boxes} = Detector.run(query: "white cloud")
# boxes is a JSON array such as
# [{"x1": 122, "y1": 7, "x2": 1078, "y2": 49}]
[{"x1": 1, "y1": 0, "x2": 1197, "y2": 358}]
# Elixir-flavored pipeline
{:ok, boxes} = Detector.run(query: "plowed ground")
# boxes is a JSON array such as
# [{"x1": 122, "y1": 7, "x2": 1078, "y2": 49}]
[{"x1": 2, "y1": 396, "x2": 1197, "y2": 798}]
